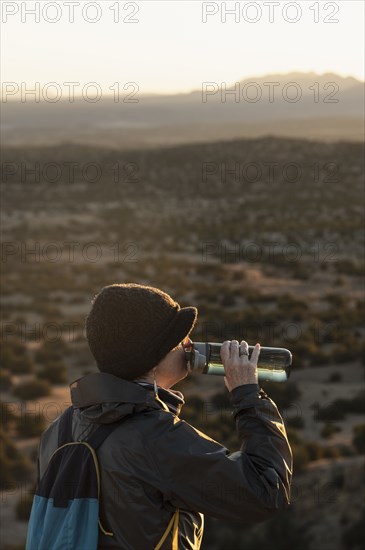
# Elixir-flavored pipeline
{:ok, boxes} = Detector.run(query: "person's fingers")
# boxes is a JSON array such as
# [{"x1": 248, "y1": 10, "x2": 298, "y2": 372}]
[
  {"x1": 249, "y1": 343, "x2": 261, "y2": 365},
  {"x1": 220, "y1": 341, "x2": 231, "y2": 362},
  {"x1": 240, "y1": 340, "x2": 249, "y2": 357},
  {"x1": 230, "y1": 340, "x2": 239, "y2": 358}
]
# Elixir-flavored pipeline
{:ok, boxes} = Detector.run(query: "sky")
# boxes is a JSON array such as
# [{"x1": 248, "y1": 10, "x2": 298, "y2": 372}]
[{"x1": 1, "y1": 0, "x2": 364, "y2": 98}]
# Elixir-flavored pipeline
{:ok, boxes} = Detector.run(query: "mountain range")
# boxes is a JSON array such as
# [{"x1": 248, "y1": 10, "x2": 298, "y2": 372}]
[{"x1": 1, "y1": 72, "x2": 363, "y2": 148}]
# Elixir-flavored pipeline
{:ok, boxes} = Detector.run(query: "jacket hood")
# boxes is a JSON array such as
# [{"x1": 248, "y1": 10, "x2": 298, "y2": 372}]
[{"x1": 70, "y1": 372, "x2": 185, "y2": 424}]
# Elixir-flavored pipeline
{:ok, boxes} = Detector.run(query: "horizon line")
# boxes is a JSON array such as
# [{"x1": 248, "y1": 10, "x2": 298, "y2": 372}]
[{"x1": 2, "y1": 70, "x2": 364, "y2": 103}]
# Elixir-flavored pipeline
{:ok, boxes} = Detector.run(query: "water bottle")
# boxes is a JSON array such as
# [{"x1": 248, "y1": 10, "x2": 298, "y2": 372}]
[{"x1": 186, "y1": 342, "x2": 292, "y2": 382}]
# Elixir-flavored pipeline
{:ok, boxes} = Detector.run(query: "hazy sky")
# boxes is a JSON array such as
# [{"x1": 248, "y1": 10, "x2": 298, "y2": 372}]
[{"x1": 1, "y1": 0, "x2": 364, "y2": 97}]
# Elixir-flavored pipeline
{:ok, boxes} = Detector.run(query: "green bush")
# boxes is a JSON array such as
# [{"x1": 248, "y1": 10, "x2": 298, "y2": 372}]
[
  {"x1": 321, "y1": 423, "x2": 341, "y2": 439},
  {"x1": 210, "y1": 391, "x2": 231, "y2": 411},
  {"x1": 331, "y1": 344, "x2": 361, "y2": 363},
  {"x1": 322, "y1": 446, "x2": 341, "y2": 459},
  {"x1": 292, "y1": 443, "x2": 311, "y2": 473},
  {"x1": 15, "y1": 491, "x2": 34, "y2": 521},
  {"x1": 35, "y1": 340, "x2": 68, "y2": 364},
  {"x1": 1, "y1": 340, "x2": 34, "y2": 374},
  {"x1": 305, "y1": 441, "x2": 324, "y2": 461},
  {"x1": 312, "y1": 392, "x2": 365, "y2": 422},
  {"x1": 337, "y1": 444, "x2": 354, "y2": 457},
  {"x1": 277, "y1": 293, "x2": 308, "y2": 320},
  {"x1": 0, "y1": 401, "x2": 18, "y2": 428},
  {"x1": 327, "y1": 371, "x2": 342, "y2": 383},
  {"x1": 37, "y1": 361, "x2": 68, "y2": 384},
  {"x1": 181, "y1": 403, "x2": 203, "y2": 424},
  {"x1": 352, "y1": 424, "x2": 365, "y2": 454},
  {"x1": 16, "y1": 413, "x2": 46, "y2": 438},
  {"x1": 314, "y1": 402, "x2": 345, "y2": 422},
  {"x1": 345, "y1": 391, "x2": 365, "y2": 414},
  {"x1": 261, "y1": 381, "x2": 301, "y2": 410},
  {"x1": 342, "y1": 510, "x2": 365, "y2": 549},
  {"x1": 286, "y1": 415, "x2": 305, "y2": 429},
  {"x1": 0, "y1": 370, "x2": 13, "y2": 392},
  {"x1": 0, "y1": 429, "x2": 33, "y2": 490},
  {"x1": 13, "y1": 379, "x2": 51, "y2": 401}
]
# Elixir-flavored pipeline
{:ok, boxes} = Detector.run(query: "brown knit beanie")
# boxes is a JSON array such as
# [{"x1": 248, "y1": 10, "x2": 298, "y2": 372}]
[{"x1": 85, "y1": 283, "x2": 198, "y2": 380}]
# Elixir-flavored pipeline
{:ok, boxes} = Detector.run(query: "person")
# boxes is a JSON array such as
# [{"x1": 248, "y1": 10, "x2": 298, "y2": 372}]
[{"x1": 37, "y1": 283, "x2": 292, "y2": 549}]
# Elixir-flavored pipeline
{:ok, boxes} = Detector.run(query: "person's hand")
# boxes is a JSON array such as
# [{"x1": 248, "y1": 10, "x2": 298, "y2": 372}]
[{"x1": 220, "y1": 340, "x2": 260, "y2": 392}]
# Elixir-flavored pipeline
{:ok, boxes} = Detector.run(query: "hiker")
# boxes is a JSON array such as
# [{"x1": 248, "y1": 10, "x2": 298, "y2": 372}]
[{"x1": 34, "y1": 283, "x2": 292, "y2": 549}]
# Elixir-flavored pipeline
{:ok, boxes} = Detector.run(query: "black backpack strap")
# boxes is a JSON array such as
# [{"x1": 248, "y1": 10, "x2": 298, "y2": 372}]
[
  {"x1": 86, "y1": 416, "x2": 130, "y2": 450},
  {"x1": 57, "y1": 406, "x2": 74, "y2": 446},
  {"x1": 57, "y1": 406, "x2": 129, "y2": 449}
]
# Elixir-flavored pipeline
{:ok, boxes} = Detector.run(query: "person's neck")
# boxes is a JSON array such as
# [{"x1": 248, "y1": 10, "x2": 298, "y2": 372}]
[{"x1": 134, "y1": 377, "x2": 173, "y2": 390}]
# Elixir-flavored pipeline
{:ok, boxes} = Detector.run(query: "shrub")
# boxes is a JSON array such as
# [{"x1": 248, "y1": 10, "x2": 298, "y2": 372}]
[
  {"x1": 322, "y1": 446, "x2": 341, "y2": 459},
  {"x1": 16, "y1": 413, "x2": 46, "y2": 438},
  {"x1": 292, "y1": 443, "x2": 311, "y2": 473},
  {"x1": 264, "y1": 508, "x2": 312, "y2": 550},
  {"x1": 8, "y1": 355, "x2": 34, "y2": 374},
  {"x1": 345, "y1": 391, "x2": 365, "y2": 414},
  {"x1": 337, "y1": 444, "x2": 354, "y2": 457},
  {"x1": 277, "y1": 293, "x2": 309, "y2": 320},
  {"x1": 0, "y1": 429, "x2": 33, "y2": 489},
  {"x1": 331, "y1": 344, "x2": 360, "y2": 363},
  {"x1": 13, "y1": 379, "x2": 50, "y2": 401},
  {"x1": 180, "y1": 395, "x2": 206, "y2": 424},
  {"x1": 261, "y1": 381, "x2": 301, "y2": 410},
  {"x1": 286, "y1": 416, "x2": 305, "y2": 429},
  {"x1": 314, "y1": 402, "x2": 346, "y2": 422},
  {"x1": 327, "y1": 371, "x2": 342, "y2": 383},
  {"x1": 305, "y1": 441, "x2": 324, "y2": 461},
  {"x1": 210, "y1": 391, "x2": 231, "y2": 411},
  {"x1": 37, "y1": 361, "x2": 68, "y2": 384},
  {"x1": 342, "y1": 510, "x2": 365, "y2": 549},
  {"x1": 219, "y1": 293, "x2": 236, "y2": 307},
  {"x1": 321, "y1": 423, "x2": 341, "y2": 439},
  {"x1": 0, "y1": 401, "x2": 17, "y2": 428},
  {"x1": 0, "y1": 370, "x2": 13, "y2": 392},
  {"x1": 316, "y1": 391, "x2": 365, "y2": 420},
  {"x1": 286, "y1": 427, "x2": 301, "y2": 445},
  {"x1": 35, "y1": 340, "x2": 67, "y2": 364},
  {"x1": 352, "y1": 424, "x2": 365, "y2": 454},
  {"x1": 15, "y1": 491, "x2": 34, "y2": 521},
  {"x1": 1, "y1": 340, "x2": 34, "y2": 374}
]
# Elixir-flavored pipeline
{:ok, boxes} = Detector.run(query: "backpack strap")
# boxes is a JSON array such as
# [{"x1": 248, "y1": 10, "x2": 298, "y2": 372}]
[
  {"x1": 57, "y1": 406, "x2": 74, "y2": 446},
  {"x1": 86, "y1": 417, "x2": 130, "y2": 450},
  {"x1": 58, "y1": 405, "x2": 129, "y2": 449}
]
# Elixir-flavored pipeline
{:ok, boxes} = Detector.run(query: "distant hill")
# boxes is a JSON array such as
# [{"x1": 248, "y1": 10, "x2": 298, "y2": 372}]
[{"x1": 1, "y1": 72, "x2": 364, "y2": 147}]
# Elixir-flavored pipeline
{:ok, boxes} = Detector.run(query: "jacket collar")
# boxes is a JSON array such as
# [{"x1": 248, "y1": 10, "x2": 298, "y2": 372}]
[
  {"x1": 70, "y1": 372, "x2": 185, "y2": 416},
  {"x1": 134, "y1": 381, "x2": 185, "y2": 416}
]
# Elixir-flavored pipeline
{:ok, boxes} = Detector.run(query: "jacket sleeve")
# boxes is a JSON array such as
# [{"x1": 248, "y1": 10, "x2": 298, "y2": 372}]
[{"x1": 147, "y1": 384, "x2": 292, "y2": 524}]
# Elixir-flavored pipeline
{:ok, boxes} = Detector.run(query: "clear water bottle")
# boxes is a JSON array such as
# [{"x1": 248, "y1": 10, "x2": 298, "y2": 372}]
[{"x1": 186, "y1": 342, "x2": 292, "y2": 382}]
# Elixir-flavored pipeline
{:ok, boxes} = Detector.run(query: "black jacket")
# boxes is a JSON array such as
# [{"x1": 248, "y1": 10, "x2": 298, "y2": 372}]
[{"x1": 37, "y1": 373, "x2": 292, "y2": 549}]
